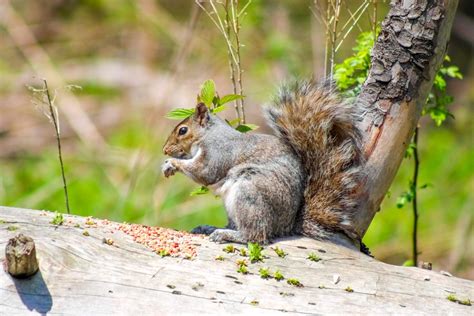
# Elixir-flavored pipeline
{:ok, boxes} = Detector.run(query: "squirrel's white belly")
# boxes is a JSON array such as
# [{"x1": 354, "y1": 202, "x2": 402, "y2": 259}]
[{"x1": 210, "y1": 177, "x2": 239, "y2": 220}]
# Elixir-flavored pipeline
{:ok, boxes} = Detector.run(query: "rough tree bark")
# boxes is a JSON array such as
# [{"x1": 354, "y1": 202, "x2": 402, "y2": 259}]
[{"x1": 353, "y1": 0, "x2": 459, "y2": 238}]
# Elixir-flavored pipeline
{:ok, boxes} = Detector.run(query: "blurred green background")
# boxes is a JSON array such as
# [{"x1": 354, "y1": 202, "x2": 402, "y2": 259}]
[{"x1": 0, "y1": 1, "x2": 472, "y2": 278}]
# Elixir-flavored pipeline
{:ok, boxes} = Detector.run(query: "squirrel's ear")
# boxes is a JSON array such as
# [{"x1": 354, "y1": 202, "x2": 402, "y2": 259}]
[{"x1": 194, "y1": 102, "x2": 210, "y2": 127}]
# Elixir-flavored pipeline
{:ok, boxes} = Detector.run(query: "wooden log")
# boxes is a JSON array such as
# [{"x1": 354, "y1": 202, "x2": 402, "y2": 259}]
[{"x1": 0, "y1": 206, "x2": 472, "y2": 314}]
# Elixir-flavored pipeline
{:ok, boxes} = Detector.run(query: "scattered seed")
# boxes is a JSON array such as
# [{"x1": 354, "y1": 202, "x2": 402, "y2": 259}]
[
  {"x1": 279, "y1": 292, "x2": 294, "y2": 297},
  {"x1": 345, "y1": 286, "x2": 354, "y2": 293},
  {"x1": 82, "y1": 230, "x2": 90, "y2": 236},
  {"x1": 102, "y1": 238, "x2": 114, "y2": 246},
  {"x1": 167, "y1": 284, "x2": 176, "y2": 289},
  {"x1": 192, "y1": 282, "x2": 204, "y2": 291},
  {"x1": 117, "y1": 222, "x2": 200, "y2": 258}
]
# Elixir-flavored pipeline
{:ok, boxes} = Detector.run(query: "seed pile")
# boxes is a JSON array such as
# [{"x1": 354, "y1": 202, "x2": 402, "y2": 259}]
[{"x1": 117, "y1": 223, "x2": 201, "y2": 258}]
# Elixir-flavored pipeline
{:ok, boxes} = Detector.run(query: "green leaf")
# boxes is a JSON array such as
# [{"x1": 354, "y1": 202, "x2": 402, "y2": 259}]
[
  {"x1": 190, "y1": 186, "x2": 209, "y2": 196},
  {"x1": 200, "y1": 79, "x2": 216, "y2": 107},
  {"x1": 396, "y1": 190, "x2": 413, "y2": 209},
  {"x1": 402, "y1": 259, "x2": 414, "y2": 267},
  {"x1": 445, "y1": 66, "x2": 463, "y2": 79},
  {"x1": 405, "y1": 142, "x2": 416, "y2": 158},
  {"x1": 227, "y1": 118, "x2": 241, "y2": 127},
  {"x1": 211, "y1": 105, "x2": 227, "y2": 114},
  {"x1": 166, "y1": 108, "x2": 195, "y2": 120},
  {"x1": 219, "y1": 94, "x2": 244, "y2": 105},
  {"x1": 236, "y1": 124, "x2": 259, "y2": 133}
]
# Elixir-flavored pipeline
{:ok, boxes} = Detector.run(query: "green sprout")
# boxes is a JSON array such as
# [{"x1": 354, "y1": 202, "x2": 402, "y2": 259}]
[
  {"x1": 248, "y1": 242, "x2": 264, "y2": 263},
  {"x1": 236, "y1": 259, "x2": 248, "y2": 274},
  {"x1": 307, "y1": 252, "x2": 321, "y2": 262},
  {"x1": 158, "y1": 249, "x2": 170, "y2": 257},
  {"x1": 223, "y1": 245, "x2": 236, "y2": 253},
  {"x1": 259, "y1": 267, "x2": 272, "y2": 279},
  {"x1": 274, "y1": 270, "x2": 285, "y2": 281},
  {"x1": 287, "y1": 278, "x2": 303, "y2": 287},
  {"x1": 50, "y1": 212, "x2": 64, "y2": 226},
  {"x1": 272, "y1": 246, "x2": 287, "y2": 258},
  {"x1": 7, "y1": 226, "x2": 18, "y2": 231}
]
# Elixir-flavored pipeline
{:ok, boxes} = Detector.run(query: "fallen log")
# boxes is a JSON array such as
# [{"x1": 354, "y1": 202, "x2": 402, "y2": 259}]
[{"x1": 0, "y1": 206, "x2": 472, "y2": 315}]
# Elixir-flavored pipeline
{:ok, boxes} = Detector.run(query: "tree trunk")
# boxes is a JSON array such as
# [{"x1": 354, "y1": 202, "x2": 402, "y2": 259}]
[
  {"x1": 353, "y1": 0, "x2": 459, "y2": 238},
  {"x1": 1, "y1": 207, "x2": 472, "y2": 314}
]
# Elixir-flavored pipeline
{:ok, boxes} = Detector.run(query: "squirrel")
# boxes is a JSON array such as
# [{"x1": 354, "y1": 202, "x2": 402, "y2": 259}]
[{"x1": 162, "y1": 80, "x2": 364, "y2": 248}]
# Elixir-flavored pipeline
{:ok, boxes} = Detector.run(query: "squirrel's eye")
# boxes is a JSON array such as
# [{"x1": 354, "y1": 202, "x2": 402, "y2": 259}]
[{"x1": 178, "y1": 126, "x2": 188, "y2": 136}]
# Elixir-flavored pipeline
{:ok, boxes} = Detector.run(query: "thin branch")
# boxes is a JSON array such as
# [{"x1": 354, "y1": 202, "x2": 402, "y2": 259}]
[
  {"x1": 43, "y1": 80, "x2": 71, "y2": 214},
  {"x1": 224, "y1": 0, "x2": 242, "y2": 122},
  {"x1": 412, "y1": 127, "x2": 420, "y2": 267},
  {"x1": 230, "y1": 0, "x2": 246, "y2": 124},
  {"x1": 335, "y1": 2, "x2": 370, "y2": 52},
  {"x1": 372, "y1": 0, "x2": 378, "y2": 43}
]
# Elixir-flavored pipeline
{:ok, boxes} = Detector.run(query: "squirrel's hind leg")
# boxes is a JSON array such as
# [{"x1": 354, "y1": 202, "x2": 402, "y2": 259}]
[
  {"x1": 213, "y1": 175, "x2": 274, "y2": 244},
  {"x1": 209, "y1": 229, "x2": 247, "y2": 244}
]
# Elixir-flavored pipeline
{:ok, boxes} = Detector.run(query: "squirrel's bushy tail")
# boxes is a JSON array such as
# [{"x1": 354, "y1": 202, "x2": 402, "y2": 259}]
[{"x1": 264, "y1": 80, "x2": 364, "y2": 241}]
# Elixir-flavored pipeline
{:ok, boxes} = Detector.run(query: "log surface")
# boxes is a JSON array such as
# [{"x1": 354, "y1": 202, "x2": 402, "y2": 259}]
[{"x1": 0, "y1": 206, "x2": 472, "y2": 315}]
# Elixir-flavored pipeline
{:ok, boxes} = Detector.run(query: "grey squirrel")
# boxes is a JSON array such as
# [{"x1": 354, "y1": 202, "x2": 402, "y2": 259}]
[{"x1": 162, "y1": 80, "x2": 364, "y2": 248}]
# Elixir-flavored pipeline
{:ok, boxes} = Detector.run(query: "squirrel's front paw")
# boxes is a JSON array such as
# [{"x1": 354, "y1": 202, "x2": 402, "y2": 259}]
[{"x1": 161, "y1": 159, "x2": 177, "y2": 178}]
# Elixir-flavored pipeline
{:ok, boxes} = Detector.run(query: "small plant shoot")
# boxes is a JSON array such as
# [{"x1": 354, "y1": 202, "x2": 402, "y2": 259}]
[
  {"x1": 274, "y1": 270, "x2": 285, "y2": 281},
  {"x1": 307, "y1": 253, "x2": 321, "y2": 262},
  {"x1": 272, "y1": 246, "x2": 287, "y2": 258},
  {"x1": 50, "y1": 212, "x2": 64, "y2": 226},
  {"x1": 287, "y1": 278, "x2": 303, "y2": 287},
  {"x1": 247, "y1": 242, "x2": 264, "y2": 263}
]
